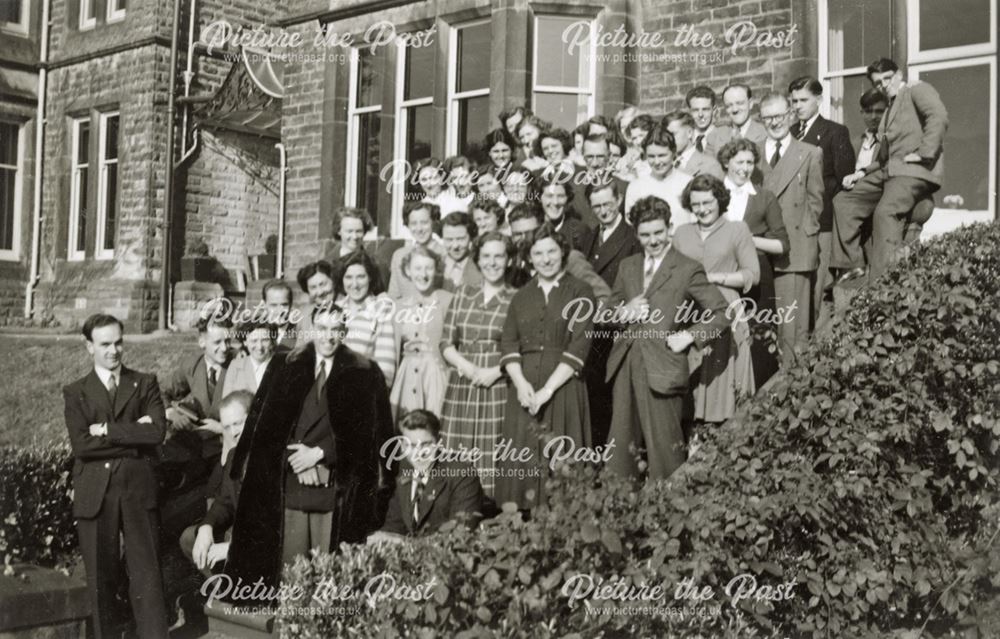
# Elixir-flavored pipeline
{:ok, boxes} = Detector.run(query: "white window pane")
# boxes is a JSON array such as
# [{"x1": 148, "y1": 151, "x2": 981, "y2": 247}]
[
  {"x1": 917, "y1": 64, "x2": 992, "y2": 211},
  {"x1": 535, "y1": 16, "x2": 590, "y2": 89},
  {"x1": 826, "y1": 0, "x2": 891, "y2": 71},
  {"x1": 919, "y1": 0, "x2": 992, "y2": 51},
  {"x1": 534, "y1": 93, "x2": 588, "y2": 131},
  {"x1": 457, "y1": 22, "x2": 490, "y2": 92}
]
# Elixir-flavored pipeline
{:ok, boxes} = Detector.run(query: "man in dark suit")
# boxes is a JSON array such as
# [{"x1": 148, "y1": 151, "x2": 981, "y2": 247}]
[
  {"x1": 605, "y1": 197, "x2": 730, "y2": 480},
  {"x1": 833, "y1": 57, "x2": 948, "y2": 281},
  {"x1": 759, "y1": 92, "x2": 825, "y2": 366},
  {"x1": 571, "y1": 134, "x2": 628, "y2": 230},
  {"x1": 579, "y1": 180, "x2": 642, "y2": 445},
  {"x1": 788, "y1": 76, "x2": 856, "y2": 326},
  {"x1": 224, "y1": 303, "x2": 395, "y2": 604},
  {"x1": 440, "y1": 212, "x2": 483, "y2": 293},
  {"x1": 369, "y1": 410, "x2": 484, "y2": 541},
  {"x1": 63, "y1": 314, "x2": 169, "y2": 638}
]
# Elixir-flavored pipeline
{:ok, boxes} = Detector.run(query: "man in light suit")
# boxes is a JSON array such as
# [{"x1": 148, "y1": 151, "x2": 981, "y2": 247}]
[
  {"x1": 685, "y1": 85, "x2": 721, "y2": 154},
  {"x1": 705, "y1": 84, "x2": 769, "y2": 160},
  {"x1": 662, "y1": 110, "x2": 724, "y2": 180},
  {"x1": 63, "y1": 314, "x2": 169, "y2": 638},
  {"x1": 788, "y1": 76, "x2": 856, "y2": 326},
  {"x1": 605, "y1": 196, "x2": 730, "y2": 480},
  {"x1": 758, "y1": 93, "x2": 825, "y2": 366},
  {"x1": 440, "y1": 212, "x2": 483, "y2": 293},
  {"x1": 833, "y1": 57, "x2": 948, "y2": 281}
]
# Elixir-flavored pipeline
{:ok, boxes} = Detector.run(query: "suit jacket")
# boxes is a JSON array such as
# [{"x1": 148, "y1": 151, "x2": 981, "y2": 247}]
[
  {"x1": 284, "y1": 370, "x2": 338, "y2": 512},
  {"x1": 569, "y1": 168, "x2": 628, "y2": 230},
  {"x1": 791, "y1": 115, "x2": 855, "y2": 232},
  {"x1": 579, "y1": 219, "x2": 642, "y2": 289},
  {"x1": 681, "y1": 150, "x2": 725, "y2": 180},
  {"x1": 869, "y1": 81, "x2": 948, "y2": 186},
  {"x1": 225, "y1": 343, "x2": 394, "y2": 600},
  {"x1": 380, "y1": 460, "x2": 485, "y2": 536},
  {"x1": 221, "y1": 354, "x2": 269, "y2": 398},
  {"x1": 705, "y1": 120, "x2": 769, "y2": 158},
  {"x1": 63, "y1": 367, "x2": 167, "y2": 518},
  {"x1": 162, "y1": 353, "x2": 229, "y2": 460},
  {"x1": 741, "y1": 188, "x2": 790, "y2": 254},
  {"x1": 203, "y1": 451, "x2": 241, "y2": 533},
  {"x1": 605, "y1": 249, "x2": 731, "y2": 395},
  {"x1": 556, "y1": 216, "x2": 590, "y2": 253},
  {"x1": 759, "y1": 138, "x2": 824, "y2": 272},
  {"x1": 442, "y1": 257, "x2": 483, "y2": 294}
]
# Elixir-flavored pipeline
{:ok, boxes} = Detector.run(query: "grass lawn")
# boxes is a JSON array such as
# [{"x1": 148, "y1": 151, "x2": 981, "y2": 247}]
[{"x1": 0, "y1": 334, "x2": 201, "y2": 448}]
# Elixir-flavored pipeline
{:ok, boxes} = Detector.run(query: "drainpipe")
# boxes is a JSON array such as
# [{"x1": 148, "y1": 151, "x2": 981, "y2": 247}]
[
  {"x1": 275, "y1": 142, "x2": 286, "y2": 278},
  {"x1": 158, "y1": 0, "x2": 182, "y2": 332},
  {"x1": 24, "y1": 0, "x2": 52, "y2": 320},
  {"x1": 179, "y1": 0, "x2": 197, "y2": 156}
]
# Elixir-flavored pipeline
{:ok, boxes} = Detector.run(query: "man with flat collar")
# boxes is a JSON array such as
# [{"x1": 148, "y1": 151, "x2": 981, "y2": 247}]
[
  {"x1": 759, "y1": 92, "x2": 824, "y2": 366},
  {"x1": 832, "y1": 57, "x2": 948, "y2": 282},
  {"x1": 63, "y1": 314, "x2": 169, "y2": 638},
  {"x1": 788, "y1": 76, "x2": 856, "y2": 326},
  {"x1": 663, "y1": 110, "x2": 724, "y2": 180}
]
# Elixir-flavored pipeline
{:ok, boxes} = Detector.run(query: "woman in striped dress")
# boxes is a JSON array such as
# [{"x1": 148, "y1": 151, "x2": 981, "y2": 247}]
[
  {"x1": 336, "y1": 250, "x2": 397, "y2": 388},
  {"x1": 440, "y1": 232, "x2": 515, "y2": 498},
  {"x1": 390, "y1": 246, "x2": 453, "y2": 421}
]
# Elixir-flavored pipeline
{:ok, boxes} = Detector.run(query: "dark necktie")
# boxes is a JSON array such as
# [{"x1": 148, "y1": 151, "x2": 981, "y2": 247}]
[
  {"x1": 106, "y1": 374, "x2": 117, "y2": 405},
  {"x1": 769, "y1": 140, "x2": 782, "y2": 168},
  {"x1": 207, "y1": 367, "x2": 217, "y2": 400},
  {"x1": 696, "y1": 134, "x2": 705, "y2": 153},
  {"x1": 316, "y1": 360, "x2": 327, "y2": 401},
  {"x1": 412, "y1": 474, "x2": 426, "y2": 524}
]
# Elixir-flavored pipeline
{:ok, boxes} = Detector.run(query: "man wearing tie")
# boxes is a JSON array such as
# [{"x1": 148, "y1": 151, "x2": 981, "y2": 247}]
[
  {"x1": 440, "y1": 212, "x2": 483, "y2": 293},
  {"x1": 788, "y1": 76, "x2": 856, "y2": 326},
  {"x1": 662, "y1": 110, "x2": 724, "y2": 180},
  {"x1": 685, "y1": 85, "x2": 720, "y2": 155},
  {"x1": 833, "y1": 58, "x2": 948, "y2": 282},
  {"x1": 605, "y1": 196, "x2": 730, "y2": 480},
  {"x1": 759, "y1": 93, "x2": 824, "y2": 365},
  {"x1": 579, "y1": 180, "x2": 642, "y2": 446},
  {"x1": 705, "y1": 84, "x2": 770, "y2": 159},
  {"x1": 224, "y1": 303, "x2": 395, "y2": 603},
  {"x1": 62, "y1": 314, "x2": 169, "y2": 638}
]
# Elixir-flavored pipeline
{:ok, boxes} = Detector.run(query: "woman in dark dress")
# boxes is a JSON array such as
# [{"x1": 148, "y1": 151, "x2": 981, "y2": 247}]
[
  {"x1": 495, "y1": 223, "x2": 595, "y2": 510},
  {"x1": 717, "y1": 138, "x2": 789, "y2": 388}
]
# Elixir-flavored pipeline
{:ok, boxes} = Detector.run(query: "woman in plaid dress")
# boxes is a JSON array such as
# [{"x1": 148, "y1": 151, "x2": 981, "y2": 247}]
[{"x1": 440, "y1": 232, "x2": 515, "y2": 497}]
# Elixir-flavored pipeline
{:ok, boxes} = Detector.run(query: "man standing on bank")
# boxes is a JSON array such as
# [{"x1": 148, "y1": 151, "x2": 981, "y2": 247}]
[
  {"x1": 224, "y1": 303, "x2": 394, "y2": 604},
  {"x1": 832, "y1": 57, "x2": 948, "y2": 282},
  {"x1": 63, "y1": 313, "x2": 169, "y2": 638}
]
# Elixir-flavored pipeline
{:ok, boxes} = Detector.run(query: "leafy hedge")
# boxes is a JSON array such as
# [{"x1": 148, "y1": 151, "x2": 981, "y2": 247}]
[
  {"x1": 0, "y1": 443, "x2": 78, "y2": 570},
  {"x1": 277, "y1": 222, "x2": 1000, "y2": 638}
]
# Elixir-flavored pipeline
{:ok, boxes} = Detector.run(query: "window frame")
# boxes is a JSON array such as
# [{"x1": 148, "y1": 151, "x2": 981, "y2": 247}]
[
  {"x1": 344, "y1": 45, "x2": 383, "y2": 234},
  {"x1": 107, "y1": 0, "x2": 127, "y2": 24},
  {"x1": 816, "y1": 0, "x2": 889, "y2": 120},
  {"x1": 530, "y1": 13, "x2": 597, "y2": 127},
  {"x1": 0, "y1": 121, "x2": 24, "y2": 261},
  {"x1": 391, "y1": 37, "x2": 435, "y2": 238},
  {"x1": 79, "y1": 0, "x2": 96, "y2": 30},
  {"x1": 909, "y1": 55, "x2": 997, "y2": 216},
  {"x1": 0, "y1": 0, "x2": 29, "y2": 36},
  {"x1": 446, "y1": 18, "x2": 491, "y2": 157},
  {"x1": 95, "y1": 111, "x2": 119, "y2": 260},
  {"x1": 67, "y1": 116, "x2": 89, "y2": 262},
  {"x1": 907, "y1": 0, "x2": 997, "y2": 63}
]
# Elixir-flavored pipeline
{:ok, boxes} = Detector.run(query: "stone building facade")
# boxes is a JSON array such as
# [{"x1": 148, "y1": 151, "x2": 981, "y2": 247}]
[{"x1": 0, "y1": 0, "x2": 996, "y2": 331}]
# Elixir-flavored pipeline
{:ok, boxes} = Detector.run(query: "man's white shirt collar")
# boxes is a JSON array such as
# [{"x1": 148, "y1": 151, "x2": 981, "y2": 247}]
[
  {"x1": 601, "y1": 215, "x2": 623, "y2": 242},
  {"x1": 799, "y1": 113, "x2": 820, "y2": 137},
  {"x1": 95, "y1": 364, "x2": 120, "y2": 388}
]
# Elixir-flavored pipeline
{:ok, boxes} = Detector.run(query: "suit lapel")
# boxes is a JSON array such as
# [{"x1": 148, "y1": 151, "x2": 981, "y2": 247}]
[
  {"x1": 414, "y1": 472, "x2": 445, "y2": 529},
  {"x1": 885, "y1": 85, "x2": 905, "y2": 130},
  {"x1": 766, "y1": 139, "x2": 806, "y2": 196},
  {"x1": 192, "y1": 356, "x2": 210, "y2": 414},
  {"x1": 85, "y1": 370, "x2": 114, "y2": 417},
  {"x1": 113, "y1": 367, "x2": 140, "y2": 419},
  {"x1": 643, "y1": 250, "x2": 676, "y2": 297},
  {"x1": 593, "y1": 221, "x2": 628, "y2": 273}
]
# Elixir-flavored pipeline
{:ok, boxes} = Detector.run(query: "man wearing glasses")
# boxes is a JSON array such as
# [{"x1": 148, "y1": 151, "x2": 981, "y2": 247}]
[{"x1": 758, "y1": 92, "x2": 824, "y2": 366}]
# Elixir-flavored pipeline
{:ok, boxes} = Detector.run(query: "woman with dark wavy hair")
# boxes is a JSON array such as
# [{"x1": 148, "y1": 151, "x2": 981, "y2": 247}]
[
  {"x1": 717, "y1": 138, "x2": 789, "y2": 386},
  {"x1": 495, "y1": 223, "x2": 595, "y2": 510},
  {"x1": 673, "y1": 174, "x2": 760, "y2": 425}
]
